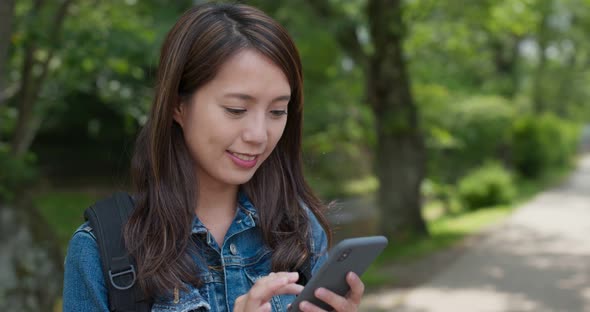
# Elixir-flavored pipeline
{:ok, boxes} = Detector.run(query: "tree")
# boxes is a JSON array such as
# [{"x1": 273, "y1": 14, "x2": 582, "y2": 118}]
[
  {"x1": 303, "y1": 0, "x2": 428, "y2": 241},
  {"x1": 0, "y1": 1, "x2": 193, "y2": 309},
  {"x1": 367, "y1": 0, "x2": 428, "y2": 240},
  {"x1": 10, "y1": 0, "x2": 73, "y2": 156},
  {"x1": 0, "y1": 2, "x2": 71, "y2": 309}
]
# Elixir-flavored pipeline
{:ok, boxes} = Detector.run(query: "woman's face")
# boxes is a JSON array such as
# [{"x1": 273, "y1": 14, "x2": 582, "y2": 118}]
[{"x1": 174, "y1": 49, "x2": 290, "y2": 189}]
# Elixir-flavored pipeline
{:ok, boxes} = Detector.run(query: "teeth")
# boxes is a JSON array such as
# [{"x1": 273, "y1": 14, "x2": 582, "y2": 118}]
[{"x1": 231, "y1": 152, "x2": 256, "y2": 161}]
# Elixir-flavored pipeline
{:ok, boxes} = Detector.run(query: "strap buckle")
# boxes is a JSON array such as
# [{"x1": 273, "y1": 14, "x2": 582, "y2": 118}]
[{"x1": 108, "y1": 265, "x2": 137, "y2": 290}]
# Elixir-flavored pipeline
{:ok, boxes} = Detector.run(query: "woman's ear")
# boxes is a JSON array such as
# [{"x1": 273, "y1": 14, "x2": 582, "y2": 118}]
[{"x1": 173, "y1": 101, "x2": 185, "y2": 128}]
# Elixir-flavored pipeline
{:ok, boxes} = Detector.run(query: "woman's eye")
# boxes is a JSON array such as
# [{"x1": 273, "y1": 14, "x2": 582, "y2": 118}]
[
  {"x1": 225, "y1": 107, "x2": 246, "y2": 115},
  {"x1": 270, "y1": 110, "x2": 288, "y2": 117}
]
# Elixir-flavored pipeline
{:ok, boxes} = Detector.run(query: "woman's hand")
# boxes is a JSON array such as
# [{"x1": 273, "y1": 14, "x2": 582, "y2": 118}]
[
  {"x1": 234, "y1": 272, "x2": 303, "y2": 312},
  {"x1": 298, "y1": 272, "x2": 365, "y2": 312}
]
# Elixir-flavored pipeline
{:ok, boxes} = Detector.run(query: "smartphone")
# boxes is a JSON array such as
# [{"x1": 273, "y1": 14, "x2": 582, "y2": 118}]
[{"x1": 288, "y1": 236, "x2": 388, "y2": 311}]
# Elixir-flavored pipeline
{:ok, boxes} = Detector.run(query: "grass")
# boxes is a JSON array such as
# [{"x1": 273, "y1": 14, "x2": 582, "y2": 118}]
[
  {"x1": 33, "y1": 191, "x2": 102, "y2": 252},
  {"x1": 342, "y1": 176, "x2": 379, "y2": 197}
]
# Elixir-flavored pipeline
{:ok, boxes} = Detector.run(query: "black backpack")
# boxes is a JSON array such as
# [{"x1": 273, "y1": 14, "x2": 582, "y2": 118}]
[
  {"x1": 84, "y1": 192, "x2": 312, "y2": 312},
  {"x1": 84, "y1": 192, "x2": 152, "y2": 312}
]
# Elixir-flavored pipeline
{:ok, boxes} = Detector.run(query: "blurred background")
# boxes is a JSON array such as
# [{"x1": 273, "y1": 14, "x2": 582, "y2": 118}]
[{"x1": 1, "y1": 0, "x2": 589, "y2": 311}]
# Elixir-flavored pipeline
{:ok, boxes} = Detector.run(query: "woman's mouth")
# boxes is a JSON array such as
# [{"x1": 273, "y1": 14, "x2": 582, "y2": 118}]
[
  {"x1": 230, "y1": 152, "x2": 256, "y2": 161},
  {"x1": 226, "y1": 151, "x2": 259, "y2": 168}
]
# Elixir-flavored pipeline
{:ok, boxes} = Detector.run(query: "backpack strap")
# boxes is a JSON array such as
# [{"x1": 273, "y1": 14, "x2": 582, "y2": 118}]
[{"x1": 84, "y1": 192, "x2": 152, "y2": 312}]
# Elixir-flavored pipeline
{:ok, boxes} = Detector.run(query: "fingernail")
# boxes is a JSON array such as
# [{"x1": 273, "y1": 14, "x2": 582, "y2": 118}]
[{"x1": 315, "y1": 287, "x2": 326, "y2": 297}]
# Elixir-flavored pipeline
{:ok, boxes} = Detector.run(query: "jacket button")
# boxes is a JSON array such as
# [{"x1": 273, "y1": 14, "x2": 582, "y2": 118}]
[{"x1": 230, "y1": 243, "x2": 238, "y2": 255}]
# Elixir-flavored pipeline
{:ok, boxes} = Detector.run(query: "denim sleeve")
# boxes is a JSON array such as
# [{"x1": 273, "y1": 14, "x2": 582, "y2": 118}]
[{"x1": 63, "y1": 227, "x2": 109, "y2": 312}]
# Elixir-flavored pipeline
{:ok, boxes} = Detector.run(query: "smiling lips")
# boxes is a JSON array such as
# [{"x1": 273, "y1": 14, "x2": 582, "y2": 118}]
[{"x1": 227, "y1": 151, "x2": 259, "y2": 168}]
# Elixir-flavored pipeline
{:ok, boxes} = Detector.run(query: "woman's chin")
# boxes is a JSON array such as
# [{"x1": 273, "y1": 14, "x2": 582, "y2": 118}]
[{"x1": 222, "y1": 172, "x2": 257, "y2": 186}]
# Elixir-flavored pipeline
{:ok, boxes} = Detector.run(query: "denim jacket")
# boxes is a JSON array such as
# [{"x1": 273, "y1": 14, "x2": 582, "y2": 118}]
[{"x1": 63, "y1": 193, "x2": 329, "y2": 312}]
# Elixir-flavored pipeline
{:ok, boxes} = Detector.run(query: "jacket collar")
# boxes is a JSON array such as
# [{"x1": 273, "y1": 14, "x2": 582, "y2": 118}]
[{"x1": 191, "y1": 190, "x2": 258, "y2": 235}]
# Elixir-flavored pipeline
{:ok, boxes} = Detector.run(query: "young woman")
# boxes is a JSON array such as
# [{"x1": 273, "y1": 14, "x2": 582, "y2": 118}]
[{"x1": 63, "y1": 3, "x2": 365, "y2": 311}]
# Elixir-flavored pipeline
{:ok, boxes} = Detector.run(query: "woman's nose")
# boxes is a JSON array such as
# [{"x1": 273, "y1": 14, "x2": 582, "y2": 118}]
[{"x1": 242, "y1": 113, "x2": 268, "y2": 144}]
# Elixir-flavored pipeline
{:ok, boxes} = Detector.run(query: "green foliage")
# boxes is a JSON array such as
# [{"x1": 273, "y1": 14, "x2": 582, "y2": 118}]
[
  {"x1": 0, "y1": 144, "x2": 37, "y2": 202},
  {"x1": 0, "y1": 106, "x2": 17, "y2": 138},
  {"x1": 421, "y1": 94, "x2": 515, "y2": 181},
  {"x1": 421, "y1": 178, "x2": 462, "y2": 215},
  {"x1": 262, "y1": 1, "x2": 374, "y2": 199},
  {"x1": 6, "y1": 0, "x2": 588, "y2": 202},
  {"x1": 512, "y1": 113, "x2": 580, "y2": 178},
  {"x1": 6, "y1": 0, "x2": 192, "y2": 144},
  {"x1": 448, "y1": 95, "x2": 514, "y2": 164},
  {"x1": 457, "y1": 161, "x2": 516, "y2": 210},
  {"x1": 4, "y1": 0, "x2": 194, "y2": 183},
  {"x1": 486, "y1": 0, "x2": 539, "y2": 36}
]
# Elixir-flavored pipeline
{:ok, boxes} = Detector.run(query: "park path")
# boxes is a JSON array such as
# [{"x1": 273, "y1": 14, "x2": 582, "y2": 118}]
[{"x1": 360, "y1": 154, "x2": 590, "y2": 312}]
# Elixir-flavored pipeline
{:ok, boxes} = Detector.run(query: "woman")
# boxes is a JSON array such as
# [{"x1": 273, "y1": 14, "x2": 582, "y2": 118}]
[{"x1": 63, "y1": 3, "x2": 365, "y2": 311}]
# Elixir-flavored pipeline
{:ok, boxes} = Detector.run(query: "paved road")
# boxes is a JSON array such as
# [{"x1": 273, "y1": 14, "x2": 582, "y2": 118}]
[{"x1": 361, "y1": 154, "x2": 590, "y2": 312}]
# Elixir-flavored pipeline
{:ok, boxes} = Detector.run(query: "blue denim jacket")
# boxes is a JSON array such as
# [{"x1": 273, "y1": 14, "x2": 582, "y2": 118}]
[{"x1": 63, "y1": 193, "x2": 329, "y2": 312}]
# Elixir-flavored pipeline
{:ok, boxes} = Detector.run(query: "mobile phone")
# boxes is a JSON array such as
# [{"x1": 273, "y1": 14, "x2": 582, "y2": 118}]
[{"x1": 288, "y1": 236, "x2": 388, "y2": 312}]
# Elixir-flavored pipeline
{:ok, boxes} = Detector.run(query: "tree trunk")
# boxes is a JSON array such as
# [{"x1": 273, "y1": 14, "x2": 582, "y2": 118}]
[
  {"x1": 10, "y1": 0, "x2": 44, "y2": 156},
  {"x1": 11, "y1": 0, "x2": 73, "y2": 157},
  {"x1": 0, "y1": 0, "x2": 16, "y2": 107},
  {"x1": 10, "y1": 38, "x2": 38, "y2": 156},
  {"x1": 367, "y1": 0, "x2": 428, "y2": 241},
  {"x1": 0, "y1": 198, "x2": 64, "y2": 311}
]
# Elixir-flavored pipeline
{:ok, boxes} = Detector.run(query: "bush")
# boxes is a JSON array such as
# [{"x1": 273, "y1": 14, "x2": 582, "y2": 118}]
[
  {"x1": 457, "y1": 162, "x2": 516, "y2": 210},
  {"x1": 0, "y1": 144, "x2": 37, "y2": 202},
  {"x1": 511, "y1": 114, "x2": 580, "y2": 178},
  {"x1": 421, "y1": 94, "x2": 515, "y2": 182}
]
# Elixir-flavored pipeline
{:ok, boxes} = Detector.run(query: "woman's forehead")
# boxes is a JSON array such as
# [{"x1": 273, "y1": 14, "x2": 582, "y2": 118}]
[{"x1": 199, "y1": 49, "x2": 291, "y2": 98}]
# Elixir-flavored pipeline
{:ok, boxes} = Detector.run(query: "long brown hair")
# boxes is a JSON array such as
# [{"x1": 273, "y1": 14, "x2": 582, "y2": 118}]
[{"x1": 125, "y1": 3, "x2": 332, "y2": 297}]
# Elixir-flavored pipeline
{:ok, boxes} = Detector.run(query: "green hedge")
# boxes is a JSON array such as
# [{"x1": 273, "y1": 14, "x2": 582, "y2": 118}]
[
  {"x1": 422, "y1": 94, "x2": 516, "y2": 182},
  {"x1": 457, "y1": 162, "x2": 516, "y2": 210},
  {"x1": 511, "y1": 114, "x2": 580, "y2": 178}
]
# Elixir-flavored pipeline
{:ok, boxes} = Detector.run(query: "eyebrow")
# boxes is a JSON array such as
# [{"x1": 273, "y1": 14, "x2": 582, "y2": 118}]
[{"x1": 223, "y1": 93, "x2": 290, "y2": 103}]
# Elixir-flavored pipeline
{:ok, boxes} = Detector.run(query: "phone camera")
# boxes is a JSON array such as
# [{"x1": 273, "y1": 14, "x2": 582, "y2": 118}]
[{"x1": 337, "y1": 248, "x2": 352, "y2": 262}]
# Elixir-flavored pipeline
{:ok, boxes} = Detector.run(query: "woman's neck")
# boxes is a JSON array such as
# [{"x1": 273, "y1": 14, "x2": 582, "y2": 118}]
[{"x1": 195, "y1": 180, "x2": 239, "y2": 246}]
